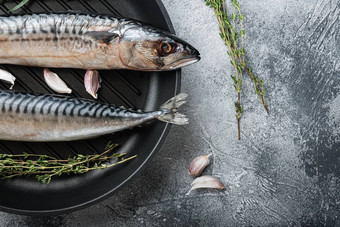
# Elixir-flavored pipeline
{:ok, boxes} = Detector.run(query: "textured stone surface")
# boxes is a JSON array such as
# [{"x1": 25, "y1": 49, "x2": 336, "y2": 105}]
[{"x1": 1, "y1": 0, "x2": 340, "y2": 226}]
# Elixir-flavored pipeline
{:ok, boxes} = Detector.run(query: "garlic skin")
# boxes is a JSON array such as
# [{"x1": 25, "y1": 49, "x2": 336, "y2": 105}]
[
  {"x1": 186, "y1": 176, "x2": 224, "y2": 195},
  {"x1": 189, "y1": 153, "x2": 212, "y2": 177},
  {"x1": 43, "y1": 68, "x2": 72, "y2": 94},
  {"x1": 0, "y1": 69, "x2": 16, "y2": 89},
  {"x1": 84, "y1": 70, "x2": 101, "y2": 99}
]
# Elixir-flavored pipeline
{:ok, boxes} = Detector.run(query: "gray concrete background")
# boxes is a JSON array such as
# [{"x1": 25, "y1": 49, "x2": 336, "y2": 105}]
[{"x1": 1, "y1": 0, "x2": 340, "y2": 226}]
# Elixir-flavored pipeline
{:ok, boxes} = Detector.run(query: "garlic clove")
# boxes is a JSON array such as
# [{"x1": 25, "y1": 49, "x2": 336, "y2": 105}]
[
  {"x1": 186, "y1": 176, "x2": 224, "y2": 195},
  {"x1": 84, "y1": 70, "x2": 101, "y2": 99},
  {"x1": 43, "y1": 68, "x2": 72, "y2": 94},
  {"x1": 0, "y1": 69, "x2": 16, "y2": 90},
  {"x1": 189, "y1": 153, "x2": 212, "y2": 177}
]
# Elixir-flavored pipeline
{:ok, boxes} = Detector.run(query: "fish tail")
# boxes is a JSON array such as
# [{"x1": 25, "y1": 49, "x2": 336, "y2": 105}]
[{"x1": 158, "y1": 93, "x2": 189, "y2": 125}]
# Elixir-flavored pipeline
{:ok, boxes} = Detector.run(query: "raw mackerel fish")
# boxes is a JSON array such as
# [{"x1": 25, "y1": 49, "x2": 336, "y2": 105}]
[
  {"x1": 0, "y1": 91, "x2": 188, "y2": 142},
  {"x1": 0, "y1": 13, "x2": 200, "y2": 71}
]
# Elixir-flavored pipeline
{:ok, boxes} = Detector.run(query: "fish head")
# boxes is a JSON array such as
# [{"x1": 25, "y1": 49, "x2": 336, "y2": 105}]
[{"x1": 118, "y1": 25, "x2": 200, "y2": 71}]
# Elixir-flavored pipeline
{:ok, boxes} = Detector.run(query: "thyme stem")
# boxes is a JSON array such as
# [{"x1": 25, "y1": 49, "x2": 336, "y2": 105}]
[
  {"x1": 206, "y1": 0, "x2": 268, "y2": 139},
  {"x1": 0, "y1": 143, "x2": 137, "y2": 183}
]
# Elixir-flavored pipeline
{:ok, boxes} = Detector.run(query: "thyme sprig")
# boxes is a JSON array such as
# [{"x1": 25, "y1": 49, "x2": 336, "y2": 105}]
[
  {"x1": 0, "y1": 143, "x2": 137, "y2": 184},
  {"x1": 206, "y1": 0, "x2": 268, "y2": 139}
]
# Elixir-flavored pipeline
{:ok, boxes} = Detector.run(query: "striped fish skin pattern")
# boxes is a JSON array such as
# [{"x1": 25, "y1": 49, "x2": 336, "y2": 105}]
[
  {"x1": 0, "y1": 90, "x2": 162, "y2": 142},
  {"x1": 0, "y1": 13, "x2": 200, "y2": 71}
]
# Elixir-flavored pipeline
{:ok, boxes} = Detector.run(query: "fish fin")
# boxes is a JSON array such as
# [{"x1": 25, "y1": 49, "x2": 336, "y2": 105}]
[
  {"x1": 85, "y1": 31, "x2": 118, "y2": 45},
  {"x1": 158, "y1": 93, "x2": 189, "y2": 125}
]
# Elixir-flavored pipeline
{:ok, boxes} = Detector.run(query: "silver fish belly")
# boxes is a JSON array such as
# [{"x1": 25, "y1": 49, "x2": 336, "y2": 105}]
[
  {"x1": 0, "y1": 13, "x2": 200, "y2": 71},
  {"x1": 0, "y1": 91, "x2": 188, "y2": 142}
]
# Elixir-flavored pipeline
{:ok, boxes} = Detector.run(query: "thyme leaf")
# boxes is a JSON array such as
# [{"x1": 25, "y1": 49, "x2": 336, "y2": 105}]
[
  {"x1": 9, "y1": 0, "x2": 29, "y2": 12},
  {"x1": 0, "y1": 0, "x2": 30, "y2": 12}
]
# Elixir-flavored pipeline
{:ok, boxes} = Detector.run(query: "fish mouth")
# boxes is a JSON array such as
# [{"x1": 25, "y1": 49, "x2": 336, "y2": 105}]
[{"x1": 166, "y1": 55, "x2": 201, "y2": 70}]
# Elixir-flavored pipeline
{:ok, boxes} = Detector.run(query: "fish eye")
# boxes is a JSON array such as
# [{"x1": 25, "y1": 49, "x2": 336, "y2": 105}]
[
  {"x1": 162, "y1": 43, "x2": 171, "y2": 53},
  {"x1": 157, "y1": 42, "x2": 177, "y2": 56}
]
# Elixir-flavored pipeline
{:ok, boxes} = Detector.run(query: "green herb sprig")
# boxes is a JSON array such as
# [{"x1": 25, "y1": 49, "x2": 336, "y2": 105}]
[
  {"x1": 206, "y1": 0, "x2": 268, "y2": 140},
  {"x1": 0, "y1": 143, "x2": 137, "y2": 184}
]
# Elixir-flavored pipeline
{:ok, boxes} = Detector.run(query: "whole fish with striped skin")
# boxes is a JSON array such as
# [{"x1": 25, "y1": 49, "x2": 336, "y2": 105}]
[
  {"x1": 0, "y1": 13, "x2": 200, "y2": 71},
  {"x1": 0, "y1": 91, "x2": 188, "y2": 142}
]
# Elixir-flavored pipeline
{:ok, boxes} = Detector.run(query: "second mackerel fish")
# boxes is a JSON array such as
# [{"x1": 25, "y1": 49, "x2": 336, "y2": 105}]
[{"x1": 0, "y1": 91, "x2": 188, "y2": 142}]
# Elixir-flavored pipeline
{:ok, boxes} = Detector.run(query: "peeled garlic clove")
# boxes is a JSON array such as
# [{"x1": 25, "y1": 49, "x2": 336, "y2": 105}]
[
  {"x1": 44, "y1": 68, "x2": 72, "y2": 94},
  {"x1": 0, "y1": 69, "x2": 16, "y2": 89},
  {"x1": 84, "y1": 70, "x2": 101, "y2": 99},
  {"x1": 186, "y1": 176, "x2": 224, "y2": 195},
  {"x1": 189, "y1": 153, "x2": 212, "y2": 177}
]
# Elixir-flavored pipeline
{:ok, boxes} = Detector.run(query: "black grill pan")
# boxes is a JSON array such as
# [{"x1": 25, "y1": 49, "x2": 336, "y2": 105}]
[{"x1": 0, "y1": 0, "x2": 180, "y2": 215}]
